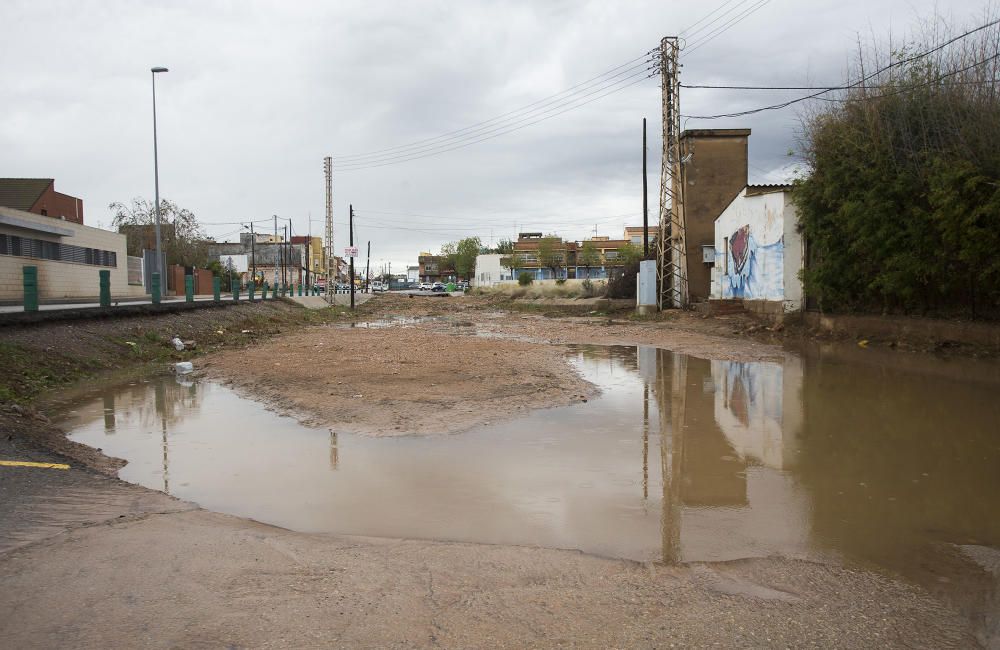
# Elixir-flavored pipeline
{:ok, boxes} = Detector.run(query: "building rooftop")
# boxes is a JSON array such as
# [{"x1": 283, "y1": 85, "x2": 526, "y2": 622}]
[
  {"x1": 746, "y1": 183, "x2": 793, "y2": 196},
  {"x1": 680, "y1": 128, "x2": 751, "y2": 139},
  {"x1": 0, "y1": 178, "x2": 52, "y2": 211}
]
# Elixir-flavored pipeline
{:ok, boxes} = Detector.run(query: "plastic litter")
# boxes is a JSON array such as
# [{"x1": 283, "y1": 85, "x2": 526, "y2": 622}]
[
  {"x1": 175, "y1": 361, "x2": 194, "y2": 374},
  {"x1": 171, "y1": 337, "x2": 185, "y2": 351}
]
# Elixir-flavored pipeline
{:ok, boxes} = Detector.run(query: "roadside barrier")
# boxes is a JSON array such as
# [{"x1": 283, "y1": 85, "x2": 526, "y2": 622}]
[
  {"x1": 99, "y1": 270, "x2": 111, "y2": 307},
  {"x1": 23, "y1": 266, "x2": 38, "y2": 312}
]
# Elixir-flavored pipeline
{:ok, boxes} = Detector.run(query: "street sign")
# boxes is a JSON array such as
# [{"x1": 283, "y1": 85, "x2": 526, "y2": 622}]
[{"x1": 344, "y1": 246, "x2": 359, "y2": 258}]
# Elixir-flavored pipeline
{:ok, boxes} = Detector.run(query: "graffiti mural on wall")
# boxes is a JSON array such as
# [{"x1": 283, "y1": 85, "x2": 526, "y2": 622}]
[{"x1": 722, "y1": 223, "x2": 784, "y2": 300}]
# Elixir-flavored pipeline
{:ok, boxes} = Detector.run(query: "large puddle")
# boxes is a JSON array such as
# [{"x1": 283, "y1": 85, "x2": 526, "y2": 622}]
[{"x1": 56, "y1": 344, "x2": 1000, "y2": 625}]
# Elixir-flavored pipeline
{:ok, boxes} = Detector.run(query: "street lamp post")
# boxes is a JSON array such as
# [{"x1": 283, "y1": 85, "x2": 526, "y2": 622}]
[{"x1": 151, "y1": 66, "x2": 169, "y2": 284}]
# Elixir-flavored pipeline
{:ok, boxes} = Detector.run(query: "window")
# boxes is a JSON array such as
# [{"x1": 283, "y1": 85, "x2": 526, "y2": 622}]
[
  {"x1": 0, "y1": 233, "x2": 117, "y2": 267},
  {"x1": 40, "y1": 209, "x2": 48, "y2": 216}
]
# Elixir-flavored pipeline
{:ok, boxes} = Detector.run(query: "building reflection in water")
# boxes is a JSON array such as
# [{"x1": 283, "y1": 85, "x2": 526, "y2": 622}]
[{"x1": 631, "y1": 345, "x2": 808, "y2": 564}]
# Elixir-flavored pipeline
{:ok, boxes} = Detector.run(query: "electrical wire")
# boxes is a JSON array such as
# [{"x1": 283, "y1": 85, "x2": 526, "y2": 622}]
[
  {"x1": 678, "y1": 0, "x2": 748, "y2": 41},
  {"x1": 683, "y1": 0, "x2": 771, "y2": 55},
  {"x1": 332, "y1": 71, "x2": 657, "y2": 171},
  {"x1": 330, "y1": 52, "x2": 658, "y2": 163},
  {"x1": 682, "y1": 18, "x2": 1000, "y2": 120}
]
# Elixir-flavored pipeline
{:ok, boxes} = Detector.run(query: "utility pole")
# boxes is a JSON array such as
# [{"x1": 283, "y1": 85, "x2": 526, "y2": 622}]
[
  {"x1": 365, "y1": 241, "x2": 371, "y2": 292},
  {"x1": 283, "y1": 224, "x2": 288, "y2": 286},
  {"x1": 656, "y1": 36, "x2": 688, "y2": 310},
  {"x1": 324, "y1": 157, "x2": 334, "y2": 303},
  {"x1": 250, "y1": 222, "x2": 256, "y2": 283},
  {"x1": 273, "y1": 214, "x2": 279, "y2": 290},
  {"x1": 642, "y1": 117, "x2": 649, "y2": 258},
  {"x1": 349, "y1": 204, "x2": 355, "y2": 310}
]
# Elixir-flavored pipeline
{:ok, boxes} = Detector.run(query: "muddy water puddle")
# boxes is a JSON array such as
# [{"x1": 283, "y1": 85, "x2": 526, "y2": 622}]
[{"x1": 58, "y1": 345, "x2": 1000, "y2": 628}]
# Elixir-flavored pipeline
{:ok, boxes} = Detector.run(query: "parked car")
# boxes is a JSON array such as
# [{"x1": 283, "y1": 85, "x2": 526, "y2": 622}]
[
  {"x1": 419, "y1": 282, "x2": 433, "y2": 291},
  {"x1": 371, "y1": 281, "x2": 388, "y2": 293},
  {"x1": 456, "y1": 281, "x2": 469, "y2": 291},
  {"x1": 431, "y1": 282, "x2": 446, "y2": 292}
]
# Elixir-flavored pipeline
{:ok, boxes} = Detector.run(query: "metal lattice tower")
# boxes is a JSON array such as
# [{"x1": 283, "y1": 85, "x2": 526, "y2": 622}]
[
  {"x1": 656, "y1": 37, "x2": 689, "y2": 310},
  {"x1": 324, "y1": 156, "x2": 334, "y2": 303}
]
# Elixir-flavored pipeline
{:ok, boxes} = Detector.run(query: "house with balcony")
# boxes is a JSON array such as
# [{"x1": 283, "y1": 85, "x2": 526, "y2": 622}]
[{"x1": 508, "y1": 229, "x2": 642, "y2": 280}]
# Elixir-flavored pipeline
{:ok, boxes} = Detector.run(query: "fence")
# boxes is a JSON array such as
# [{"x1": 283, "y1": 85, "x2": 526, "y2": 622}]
[{"x1": 127, "y1": 256, "x2": 143, "y2": 286}]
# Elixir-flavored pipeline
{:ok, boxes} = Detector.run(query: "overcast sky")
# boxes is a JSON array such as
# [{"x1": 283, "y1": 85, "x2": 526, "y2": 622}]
[{"x1": 0, "y1": 0, "x2": 989, "y2": 271}]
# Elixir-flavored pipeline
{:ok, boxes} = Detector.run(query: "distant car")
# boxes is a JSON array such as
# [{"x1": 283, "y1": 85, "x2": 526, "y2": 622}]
[
  {"x1": 456, "y1": 281, "x2": 469, "y2": 291},
  {"x1": 419, "y1": 282, "x2": 433, "y2": 291},
  {"x1": 431, "y1": 282, "x2": 446, "y2": 292},
  {"x1": 371, "y1": 281, "x2": 388, "y2": 293}
]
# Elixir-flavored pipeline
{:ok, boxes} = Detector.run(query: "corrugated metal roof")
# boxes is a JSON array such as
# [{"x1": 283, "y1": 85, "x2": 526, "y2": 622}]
[
  {"x1": 746, "y1": 183, "x2": 793, "y2": 196},
  {"x1": 0, "y1": 178, "x2": 52, "y2": 210}
]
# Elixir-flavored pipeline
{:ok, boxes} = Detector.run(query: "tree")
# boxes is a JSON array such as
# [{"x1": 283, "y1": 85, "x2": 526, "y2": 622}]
[
  {"x1": 616, "y1": 242, "x2": 644, "y2": 266},
  {"x1": 440, "y1": 237, "x2": 482, "y2": 280},
  {"x1": 577, "y1": 240, "x2": 600, "y2": 277},
  {"x1": 110, "y1": 198, "x2": 209, "y2": 268},
  {"x1": 454, "y1": 237, "x2": 482, "y2": 280},
  {"x1": 536, "y1": 235, "x2": 564, "y2": 279},
  {"x1": 795, "y1": 17, "x2": 1000, "y2": 317},
  {"x1": 494, "y1": 238, "x2": 515, "y2": 255}
]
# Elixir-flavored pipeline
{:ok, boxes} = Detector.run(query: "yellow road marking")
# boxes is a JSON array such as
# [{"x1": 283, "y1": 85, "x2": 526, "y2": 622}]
[{"x1": 0, "y1": 460, "x2": 70, "y2": 470}]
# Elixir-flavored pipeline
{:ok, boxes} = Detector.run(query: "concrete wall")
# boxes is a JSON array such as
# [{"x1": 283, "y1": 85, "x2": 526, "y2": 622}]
[
  {"x1": 710, "y1": 188, "x2": 803, "y2": 312},
  {"x1": 680, "y1": 129, "x2": 750, "y2": 302},
  {"x1": 0, "y1": 206, "x2": 146, "y2": 302},
  {"x1": 473, "y1": 254, "x2": 513, "y2": 287}
]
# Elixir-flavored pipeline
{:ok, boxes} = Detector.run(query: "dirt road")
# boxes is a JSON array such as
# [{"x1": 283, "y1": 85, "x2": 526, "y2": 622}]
[{"x1": 0, "y1": 294, "x2": 981, "y2": 647}]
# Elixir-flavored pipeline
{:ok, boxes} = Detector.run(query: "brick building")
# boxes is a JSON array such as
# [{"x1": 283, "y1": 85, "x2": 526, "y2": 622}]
[
  {"x1": 679, "y1": 129, "x2": 750, "y2": 301},
  {"x1": 0, "y1": 178, "x2": 84, "y2": 224}
]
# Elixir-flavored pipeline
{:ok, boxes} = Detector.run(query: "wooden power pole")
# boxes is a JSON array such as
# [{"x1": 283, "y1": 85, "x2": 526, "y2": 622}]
[{"x1": 656, "y1": 36, "x2": 689, "y2": 310}]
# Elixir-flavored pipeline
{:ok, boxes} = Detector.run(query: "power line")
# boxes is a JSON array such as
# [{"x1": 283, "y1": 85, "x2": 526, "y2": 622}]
[
  {"x1": 679, "y1": 0, "x2": 748, "y2": 41},
  {"x1": 328, "y1": 2, "x2": 751, "y2": 172},
  {"x1": 330, "y1": 51, "x2": 657, "y2": 163},
  {"x1": 682, "y1": 18, "x2": 1000, "y2": 120},
  {"x1": 332, "y1": 71, "x2": 657, "y2": 171},
  {"x1": 683, "y1": 0, "x2": 771, "y2": 55}
]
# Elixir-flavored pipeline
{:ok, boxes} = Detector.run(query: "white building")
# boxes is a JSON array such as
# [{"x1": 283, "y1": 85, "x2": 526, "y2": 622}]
[
  {"x1": 406, "y1": 265, "x2": 419, "y2": 283},
  {"x1": 710, "y1": 185, "x2": 804, "y2": 312},
  {"x1": 473, "y1": 254, "x2": 514, "y2": 287},
  {"x1": 0, "y1": 205, "x2": 147, "y2": 302}
]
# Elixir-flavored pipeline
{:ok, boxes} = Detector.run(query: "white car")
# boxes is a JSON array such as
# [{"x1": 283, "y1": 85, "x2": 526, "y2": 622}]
[
  {"x1": 371, "y1": 281, "x2": 388, "y2": 293},
  {"x1": 419, "y1": 282, "x2": 434, "y2": 291}
]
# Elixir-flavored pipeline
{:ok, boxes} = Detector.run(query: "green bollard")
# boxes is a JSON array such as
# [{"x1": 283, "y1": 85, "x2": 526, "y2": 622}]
[
  {"x1": 99, "y1": 269, "x2": 111, "y2": 307},
  {"x1": 248, "y1": 281, "x2": 256, "y2": 302},
  {"x1": 213, "y1": 277, "x2": 221, "y2": 302},
  {"x1": 23, "y1": 266, "x2": 38, "y2": 312},
  {"x1": 185, "y1": 275, "x2": 194, "y2": 303},
  {"x1": 151, "y1": 272, "x2": 161, "y2": 305},
  {"x1": 298, "y1": 284, "x2": 303, "y2": 296},
  {"x1": 233, "y1": 284, "x2": 240, "y2": 302},
  {"x1": 261, "y1": 283, "x2": 268, "y2": 300}
]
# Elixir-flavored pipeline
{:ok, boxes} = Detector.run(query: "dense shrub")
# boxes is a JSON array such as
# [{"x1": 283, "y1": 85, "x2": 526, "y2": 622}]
[
  {"x1": 795, "y1": 18, "x2": 1000, "y2": 318},
  {"x1": 518, "y1": 272, "x2": 533, "y2": 286},
  {"x1": 606, "y1": 261, "x2": 640, "y2": 299}
]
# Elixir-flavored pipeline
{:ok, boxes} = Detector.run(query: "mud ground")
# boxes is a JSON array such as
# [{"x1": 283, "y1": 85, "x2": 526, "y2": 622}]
[
  {"x1": 0, "y1": 294, "x2": 985, "y2": 647},
  {"x1": 0, "y1": 428, "x2": 975, "y2": 648},
  {"x1": 200, "y1": 294, "x2": 785, "y2": 437}
]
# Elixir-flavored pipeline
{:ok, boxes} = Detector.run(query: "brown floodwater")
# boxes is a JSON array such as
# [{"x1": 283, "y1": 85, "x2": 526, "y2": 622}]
[{"x1": 57, "y1": 344, "x2": 1000, "y2": 640}]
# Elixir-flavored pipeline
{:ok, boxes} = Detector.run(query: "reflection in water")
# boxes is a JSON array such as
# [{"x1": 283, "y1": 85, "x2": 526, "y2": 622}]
[{"x1": 58, "y1": 345, "x2": 1000, "y2": 645}]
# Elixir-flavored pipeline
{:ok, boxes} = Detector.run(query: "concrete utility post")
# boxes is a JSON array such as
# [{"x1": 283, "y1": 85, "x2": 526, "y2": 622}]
[
  {"x1": 151, "y1": 66, "x2": 168, "y2": 283},
  {"x1": 324, "y1": 157, "x2": 334, "y2": 303}
]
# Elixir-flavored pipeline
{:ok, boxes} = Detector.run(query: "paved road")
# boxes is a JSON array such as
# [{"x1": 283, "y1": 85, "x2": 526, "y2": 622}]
[{"x1": 0, "y1": 296, "x2": 218, "y2": 314}]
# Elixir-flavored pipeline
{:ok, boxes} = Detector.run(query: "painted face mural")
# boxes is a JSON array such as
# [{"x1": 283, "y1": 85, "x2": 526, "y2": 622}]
[
  {"x1": 730, "y1": 225, "x2": 750, "y2": 275},
  {"x1": 722, "y1": 223, "x2": 784, "y2": 301}
]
